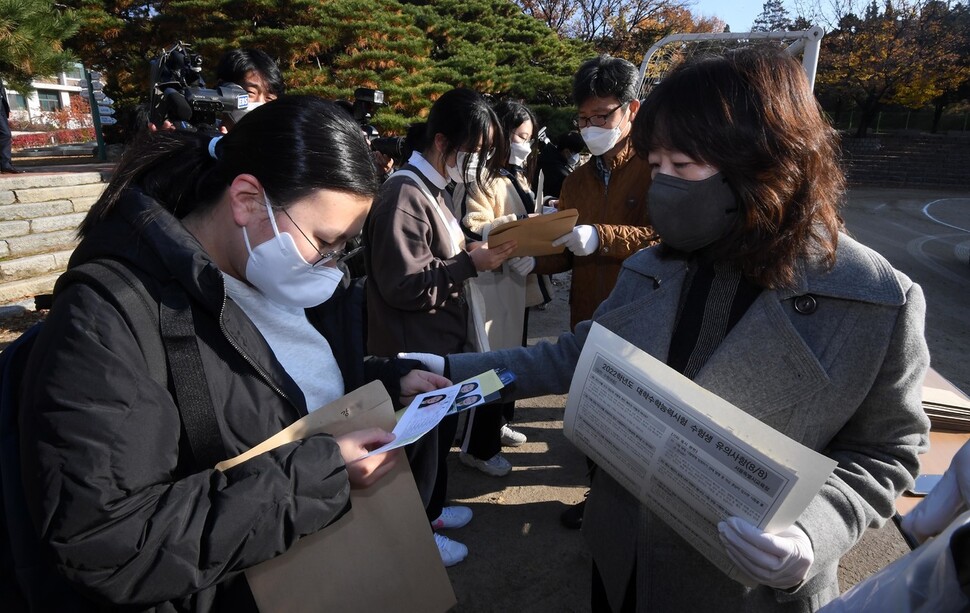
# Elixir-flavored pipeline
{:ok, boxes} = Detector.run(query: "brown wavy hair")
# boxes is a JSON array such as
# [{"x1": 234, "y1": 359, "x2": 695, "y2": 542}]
[{"x1": 632, "y1": 46, "x2": 845, "y2": 289}]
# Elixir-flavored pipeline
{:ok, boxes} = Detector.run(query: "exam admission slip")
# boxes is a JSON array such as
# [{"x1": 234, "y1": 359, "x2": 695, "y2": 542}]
[{"x1": 564, "y1": 323, "x2": 836, "y2": 584}]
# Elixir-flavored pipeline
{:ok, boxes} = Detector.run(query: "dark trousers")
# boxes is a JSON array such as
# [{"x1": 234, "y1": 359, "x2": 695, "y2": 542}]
[
  {"x1": 592, "y1": 561, "x2": 636, "y2": 612},
  {"x1": 461, "y1": 401, "x2": 505, "y2": 460},
  {"x1": 0, "y1": 113, "x2": 13, "y2": 170},
  {"x1": 406, "y1": 413, "x2": 459, "y2": 523}
]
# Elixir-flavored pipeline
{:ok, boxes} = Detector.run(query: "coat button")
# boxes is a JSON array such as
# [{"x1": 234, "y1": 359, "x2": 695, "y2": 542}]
[{"x1": 793, "y1": 295, "x2": 817, "y2": 314}]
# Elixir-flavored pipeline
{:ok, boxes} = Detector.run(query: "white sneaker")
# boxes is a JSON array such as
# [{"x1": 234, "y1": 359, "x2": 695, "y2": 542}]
[
  {"x1": 459, "y1": 452, "x2": 512, "y2": 477},
  {"x1": 434, "y1": 533, "x2": 468, "y2": 567},
  {"x1": 500, "y1": 424, "x2": 527, "y2": 447},
  {"x1": 432, "y1": 506, "x2": 473, "y2": 530}
]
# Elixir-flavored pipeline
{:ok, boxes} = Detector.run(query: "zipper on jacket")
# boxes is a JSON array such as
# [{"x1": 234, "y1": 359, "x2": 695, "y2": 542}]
[{"x1": 217, "y1": 289, "x2": 296, "y2": 407}]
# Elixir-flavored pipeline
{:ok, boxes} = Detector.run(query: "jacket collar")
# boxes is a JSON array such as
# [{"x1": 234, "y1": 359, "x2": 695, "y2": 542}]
[
  {"x1": 70, "y1": 189, "x2": 309, "y2": 413},
  {"x1": 70, "y1": 188, "x2": 226, "y2": 312},
  {"x1": 406, "y1": 150, "x2": 449, "y2": 190},
  {"x1": 623, "y1": 232, "x2": 905, "y2": 307},
  {"x1": 614, "y1": 233, "x2": 906, "y2": 423},
  {"x1": 597, "y1": 136, "x2": 638, "y2": 172}
]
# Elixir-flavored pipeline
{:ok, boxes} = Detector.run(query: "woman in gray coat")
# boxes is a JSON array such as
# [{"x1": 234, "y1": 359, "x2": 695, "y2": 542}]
[{"x1": 435, "y1": 47, "x2": 930, "y2": 610}]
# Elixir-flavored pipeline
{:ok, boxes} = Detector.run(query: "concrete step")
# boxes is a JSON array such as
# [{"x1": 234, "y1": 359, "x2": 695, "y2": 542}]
[
  {"x1": 0, "y1": 169, "x2": 111, "y2": 303},
  {"x1": 0, "y1": 271, "x2": 61, "y2": 304}
]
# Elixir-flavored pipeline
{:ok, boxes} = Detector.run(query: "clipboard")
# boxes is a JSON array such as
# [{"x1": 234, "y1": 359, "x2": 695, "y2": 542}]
[
  {"x1": 486, "y1": 209, "x2": 578, "y2": 257},
  {"x1": 217, "y1": 381, "x2": 456, "y2": 613}
]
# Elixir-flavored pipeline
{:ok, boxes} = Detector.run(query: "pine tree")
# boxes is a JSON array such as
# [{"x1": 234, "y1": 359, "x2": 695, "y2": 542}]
[
  {"x1": 64, "y1": 0, "x2": 590, "y2": 134},
  {"x1": 751, "y1": 0, "x2": 793, "y2": 32},
  {"x1": 0, "y1": 0, "x2": 79, "y2": 93}
]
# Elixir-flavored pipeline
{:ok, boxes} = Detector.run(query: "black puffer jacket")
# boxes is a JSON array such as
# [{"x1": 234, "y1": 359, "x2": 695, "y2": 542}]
[{"x1": 18, "y1": 189, "x2": 412, "y2": 611}]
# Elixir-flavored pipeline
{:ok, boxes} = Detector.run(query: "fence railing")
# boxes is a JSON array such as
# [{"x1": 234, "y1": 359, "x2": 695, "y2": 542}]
[{"x1": 827, "y1": 110, "x2": 970, "y2": 133}]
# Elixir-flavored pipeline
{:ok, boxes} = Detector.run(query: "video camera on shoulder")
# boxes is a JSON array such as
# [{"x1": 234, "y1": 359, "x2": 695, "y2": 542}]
[
  {"x1": 149, "y1": 41, "x2": 249, "y2": 131},
  {"x1": 350, "y1": 87, "x2": 409, "y2": 165}
]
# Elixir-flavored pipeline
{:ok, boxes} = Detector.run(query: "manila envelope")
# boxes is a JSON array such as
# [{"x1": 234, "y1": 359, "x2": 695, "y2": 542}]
[
  {"x1": 217, "y1": 381, "x2": 456, "y2": 613},
  {"x1": 486, "y1": 209, "x2": 579, "y2": 257}
]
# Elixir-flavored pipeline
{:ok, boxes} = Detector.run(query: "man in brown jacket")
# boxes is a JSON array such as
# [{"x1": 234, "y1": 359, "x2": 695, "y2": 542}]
[
  {"x1": 543, "y1": 55, "x2": 657, "y2": 528},
  {"x1": 544, "y1": 55, "x2": 657, "y2": 330}
]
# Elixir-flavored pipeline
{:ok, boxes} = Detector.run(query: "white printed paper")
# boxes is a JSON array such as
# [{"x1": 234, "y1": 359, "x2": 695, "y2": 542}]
[
  {"x1": 564, "y1": 323, "x2": 837, "y2": 583},
  {"x1": 355, "y1": 371, "x2": 504, "y2": 460}
]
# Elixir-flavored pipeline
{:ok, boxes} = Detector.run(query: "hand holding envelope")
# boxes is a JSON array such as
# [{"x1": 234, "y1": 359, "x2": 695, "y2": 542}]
[{"x1": 485, "y1": 209, "x2": 579, "y2": 257}]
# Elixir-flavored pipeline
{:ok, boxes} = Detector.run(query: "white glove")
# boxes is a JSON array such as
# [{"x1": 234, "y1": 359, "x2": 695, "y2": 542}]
[
  {"x1": 718, "y1": 517, "x2": 813, "y2": 589},
  {"x1": 552, "y1": 224, "x2": 599, "y2": 256},
  {"x1": 902, "y1": 440, "x2": 970, "y2": 543},
  {"x1": 396, "y1": 352, "x2": 445, "y2": 376},
  {"x1": 508, "y1": 256, "x2": 535, "y2": 277}
]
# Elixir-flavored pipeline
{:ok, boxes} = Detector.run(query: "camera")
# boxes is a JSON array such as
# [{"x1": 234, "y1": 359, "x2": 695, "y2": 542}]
[
  {"x1": 149, "y1": 42, "x2": 250, "y2": 130},
  {"x1": 370, "y1": 136, "x2": 407, "y2": 160},
  {"x1": 351, "y1": 87, "x2": 384, "y2": 126}
]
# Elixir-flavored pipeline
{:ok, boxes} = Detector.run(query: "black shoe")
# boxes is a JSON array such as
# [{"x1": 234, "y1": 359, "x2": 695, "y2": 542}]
[
  {"x1": 1, "y1": 167, "x2": 23, "y2": 174},
  {"x1": 560, "y1": 498, "x2": 586, "y2": 530}
]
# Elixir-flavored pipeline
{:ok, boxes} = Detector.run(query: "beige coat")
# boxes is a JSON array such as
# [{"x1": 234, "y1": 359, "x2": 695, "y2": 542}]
[{"x1": 454, "y1": 173, "x2": 547, "y2": 349}]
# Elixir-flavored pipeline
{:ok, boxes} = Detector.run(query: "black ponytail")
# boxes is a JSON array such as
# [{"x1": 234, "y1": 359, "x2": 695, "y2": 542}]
[{"x1": 80, "y1": 96, "x2": 379, "y2": 238}]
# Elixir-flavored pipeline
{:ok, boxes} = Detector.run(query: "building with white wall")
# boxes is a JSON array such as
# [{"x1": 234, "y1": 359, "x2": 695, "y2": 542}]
[{"x1": 4, "y1": 64, "x2": 86, "y2": 123}]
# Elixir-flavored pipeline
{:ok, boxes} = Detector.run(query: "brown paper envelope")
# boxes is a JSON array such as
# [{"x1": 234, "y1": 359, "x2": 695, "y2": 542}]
[
  {"x1": 219, "y1": 381, "x2": 456, "y2": 613},
  {"x1": 486, "y1": 209, "x2": 579, "y2": 257}
]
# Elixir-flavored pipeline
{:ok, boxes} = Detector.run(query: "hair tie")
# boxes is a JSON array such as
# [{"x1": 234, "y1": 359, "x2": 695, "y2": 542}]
[{"x1": 207, "y1": 136, "x2": 223, "y2": 160}]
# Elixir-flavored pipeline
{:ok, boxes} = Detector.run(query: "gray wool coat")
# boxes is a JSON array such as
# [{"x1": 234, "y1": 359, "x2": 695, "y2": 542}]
[{"x1": 448, "y1": 233, "x2": 930, "y2": 612}]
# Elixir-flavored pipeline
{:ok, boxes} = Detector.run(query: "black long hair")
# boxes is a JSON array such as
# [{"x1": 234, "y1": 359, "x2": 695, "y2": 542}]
[
  {"x1": 79, "y1": 96, "x2": 379, "y2": 237},
  {"x1": 494, "y1": 100, "x2": 537, "y2": 180},
  {"x1": 215, "y1": 48, "x2": 286, "y2": 97},
  {"x1": 408, "y1": 88, "x2": 505, "y2": 193}
]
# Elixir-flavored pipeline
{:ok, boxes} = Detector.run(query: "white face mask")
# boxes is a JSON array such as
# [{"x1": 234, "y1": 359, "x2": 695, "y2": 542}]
[
  {"x1": 241, "y1": 195, "x2": 344, "y2": 309},
  {"x1": 508, "y1": 141, "x2": 532, "y2": 167},
  {"x1": 580, "y1": 125, "x2": 623, "y2": 156},
  {"x1": 446, "y1": 151, "x2": 483, "y2": 184}
]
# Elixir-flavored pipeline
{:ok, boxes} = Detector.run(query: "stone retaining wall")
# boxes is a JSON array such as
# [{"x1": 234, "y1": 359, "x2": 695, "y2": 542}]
[{"x1": 0, "y1": 172, "x2": 109, "y2": 304}]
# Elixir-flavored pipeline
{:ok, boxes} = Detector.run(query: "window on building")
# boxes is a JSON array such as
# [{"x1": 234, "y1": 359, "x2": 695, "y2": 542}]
[
  {"x1": 37, "y1": 90, "x2": 62, "y2": 112},
  {"x1": 7, "y1": 93, "x2": 27, "y2": 111},
  {"x1": 64, "y1": 64, "x2": 85, "y2": 81}
]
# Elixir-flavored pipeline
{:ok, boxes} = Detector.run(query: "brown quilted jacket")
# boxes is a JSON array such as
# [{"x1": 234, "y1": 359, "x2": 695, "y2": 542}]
[{"x1": 535, "y1": 138, "x2": 658, "y2": 329}]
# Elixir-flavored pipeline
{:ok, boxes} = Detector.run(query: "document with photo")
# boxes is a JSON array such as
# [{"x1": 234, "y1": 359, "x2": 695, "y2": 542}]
[
  {"x1": 564, "y1": 323, "x2": 837, "y2": 584},
  {"x1": 354, "y1": 368, "x2": 511, "y2": 460},
  {"x1": 356, "y1": 385, "x2": 462, "y2": 459}
]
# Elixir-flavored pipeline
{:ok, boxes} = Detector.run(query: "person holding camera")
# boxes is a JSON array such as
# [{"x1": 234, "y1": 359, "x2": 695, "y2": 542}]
[
  {"x1": 364, "y1": 87, "x2": 516, "y2": 566},
  {"x1": 215, "y1": 48, "x2": 285, "y2": 132},
  {"x1": 16, "y1": 97, "x2": 448, "y2": 610},
  {"x1": 149, "y1": 47, "x2": 284, "y2": 133}
]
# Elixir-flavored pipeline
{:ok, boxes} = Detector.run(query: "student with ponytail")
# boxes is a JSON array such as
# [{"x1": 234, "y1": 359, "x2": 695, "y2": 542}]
[{"x1": 17, "y1": 96, "x2": 448, "y2": 610}]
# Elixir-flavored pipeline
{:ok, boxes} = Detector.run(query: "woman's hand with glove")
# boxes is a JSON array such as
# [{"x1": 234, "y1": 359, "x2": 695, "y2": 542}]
[
  {"x1": 718, "y1": 517, "x2": 814, "y2": 589},
  {"x1": 552, "y1": 225, "x2": 599, "y2": 256},
  {"x1": 508, "y1": 256, "x2": 535, "y2": 277},
  {"x1": 902, "y1": 439, "x2": 970, "y2": 544},
  {"x1": 397, "y1": 352, "x2": 445, "y2": 376}
]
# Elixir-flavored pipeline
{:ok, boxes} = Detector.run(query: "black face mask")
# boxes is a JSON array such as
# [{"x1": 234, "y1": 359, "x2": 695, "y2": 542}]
[{"x1": 647, "y1": 172, "x2": 739, "y2": 253}]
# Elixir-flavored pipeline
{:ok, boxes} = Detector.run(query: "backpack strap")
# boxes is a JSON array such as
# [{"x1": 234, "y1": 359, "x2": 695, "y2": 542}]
[
  {"x1": 55, "y1": 259, "x2": 224, "y2": 468},
  {"x1": 56, "y1": 259, "x2": 167, "y2": 385},
  {"x1": 159, "y1": 281, "x2": 224, "y2": 468}
]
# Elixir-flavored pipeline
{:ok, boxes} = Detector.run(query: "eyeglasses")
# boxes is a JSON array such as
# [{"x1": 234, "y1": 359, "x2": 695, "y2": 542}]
[
  {"x1": 573, "y1": 103, "x2": 627, "y2": 129},
  {"x1": 280, "y1": 208, "x2": 358, "y2": 268}
]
